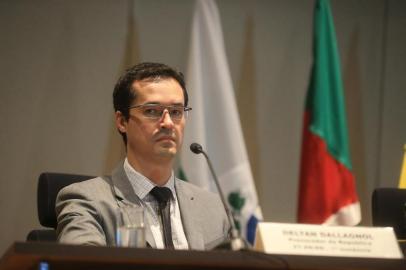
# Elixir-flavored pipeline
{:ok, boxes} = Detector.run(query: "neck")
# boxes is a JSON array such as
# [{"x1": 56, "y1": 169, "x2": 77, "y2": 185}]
[{"x1": 127, "y1": 154, "x2": 173, "y2": 186}]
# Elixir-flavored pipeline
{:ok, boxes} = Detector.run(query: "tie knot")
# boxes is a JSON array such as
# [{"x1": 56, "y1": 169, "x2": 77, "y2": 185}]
[{"x1": 150, "y1": 186, "x2": 172, "y2": 205}]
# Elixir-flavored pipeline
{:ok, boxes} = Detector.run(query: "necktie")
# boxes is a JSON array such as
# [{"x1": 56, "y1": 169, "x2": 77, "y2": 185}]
[{"x1": 150, "y1": 186, "x2": 175, "y2": 249}]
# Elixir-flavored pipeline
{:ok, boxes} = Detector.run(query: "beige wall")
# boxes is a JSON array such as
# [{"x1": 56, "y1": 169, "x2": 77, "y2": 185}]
[{"x1": 0, "y1": 0, "x2": 405, "y2": 255}]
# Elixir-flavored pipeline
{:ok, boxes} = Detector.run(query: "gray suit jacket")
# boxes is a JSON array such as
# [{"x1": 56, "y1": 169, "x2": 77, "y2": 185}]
[{"x1": 55, "y1": 163, "x2": 230, "y2": 250}]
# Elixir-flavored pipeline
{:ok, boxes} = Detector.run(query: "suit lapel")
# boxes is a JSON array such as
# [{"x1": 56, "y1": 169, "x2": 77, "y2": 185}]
[
  {"x1": 175, "y1": 180, "x2": 204, "y2": 250},
  {"x1": 110, "y1": 162, "x2": 156, "y2": 248}
]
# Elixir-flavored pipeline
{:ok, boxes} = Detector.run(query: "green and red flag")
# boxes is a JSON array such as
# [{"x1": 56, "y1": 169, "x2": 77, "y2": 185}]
[{"x1": 298, "y1": 0, "x2": 361, "y2": 225}]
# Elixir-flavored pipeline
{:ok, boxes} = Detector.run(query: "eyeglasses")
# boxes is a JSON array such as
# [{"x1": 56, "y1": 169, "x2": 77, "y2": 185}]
[{"x1": 128, "y1": 104, "x2": 192, "y2": 121}]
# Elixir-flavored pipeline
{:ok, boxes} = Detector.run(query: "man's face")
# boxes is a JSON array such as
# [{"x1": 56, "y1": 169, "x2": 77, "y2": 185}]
[{"x1": 117, "y1": 78, "x2": 186, "y2": 163}]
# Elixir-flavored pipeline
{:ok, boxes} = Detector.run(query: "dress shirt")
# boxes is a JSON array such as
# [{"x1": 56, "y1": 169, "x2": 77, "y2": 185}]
[{"x1": 123, "y1": 158, "x2": 189, "y2": 249}]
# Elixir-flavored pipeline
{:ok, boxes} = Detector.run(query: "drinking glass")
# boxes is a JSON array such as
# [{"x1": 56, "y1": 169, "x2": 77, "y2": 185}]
[{"x1": 116, "y1": 205, "x2": 146, "y2": 248}]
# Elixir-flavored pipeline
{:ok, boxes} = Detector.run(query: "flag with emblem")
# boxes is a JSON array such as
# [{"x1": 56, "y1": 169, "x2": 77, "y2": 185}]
[
  {"x1": 179, "y1": 0, "x2": 262, "y2": 244},
  {"x1": 298, "y1": 0, "x2": 361, "y2": 225}
]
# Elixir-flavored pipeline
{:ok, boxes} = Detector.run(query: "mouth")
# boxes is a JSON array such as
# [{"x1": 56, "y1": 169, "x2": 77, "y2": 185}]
[{"x1": 155, "y1": 136, "x2": 176, "y2": 143}]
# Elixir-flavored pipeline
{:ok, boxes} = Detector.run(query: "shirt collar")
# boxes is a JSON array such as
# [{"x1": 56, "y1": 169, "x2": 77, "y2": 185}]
[{"x1": 123, "y1": 158, "x2": 175, "y2": 200}]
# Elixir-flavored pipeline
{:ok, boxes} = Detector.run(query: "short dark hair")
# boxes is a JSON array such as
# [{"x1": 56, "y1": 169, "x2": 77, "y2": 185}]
[{"x1": 113, "y1": 62, "x2": 188, "y2": 144}]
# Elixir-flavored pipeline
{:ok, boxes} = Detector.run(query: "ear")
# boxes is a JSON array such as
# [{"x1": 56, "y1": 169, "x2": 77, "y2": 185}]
[{"x1": 115, "y1": 111, "x2": 128, "y2": 133}]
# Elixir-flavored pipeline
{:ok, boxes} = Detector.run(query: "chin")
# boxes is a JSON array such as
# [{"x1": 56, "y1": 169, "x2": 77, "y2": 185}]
[
  {"x1": 156, "y1": 147, "x2": 177, "y2": 157},
  {"x1": 158, "y1": 151, "x2": 177, "y2": 158}
]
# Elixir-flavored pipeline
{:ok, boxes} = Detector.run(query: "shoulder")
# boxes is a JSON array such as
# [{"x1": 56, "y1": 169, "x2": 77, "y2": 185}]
[{"x1": 57, "y1": 176, "x2": 113, "y2": 201}]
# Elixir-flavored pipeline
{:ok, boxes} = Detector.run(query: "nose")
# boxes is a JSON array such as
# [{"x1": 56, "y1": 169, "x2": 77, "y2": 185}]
[{"x1": 159, "y1": 109, "x2": 175, "y2": 129}]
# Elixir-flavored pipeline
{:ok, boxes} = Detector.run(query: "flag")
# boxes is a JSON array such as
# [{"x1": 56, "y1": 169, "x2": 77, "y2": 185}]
[
  {"x1": 180, "y1": 0, "x2": 262, "y2": 244},
  {"x1": 399, "y1": 145, "x2": 406, "y2": 188},
  {"x1": 298, "y1": 0, "x2": 361, "y2": 225}
]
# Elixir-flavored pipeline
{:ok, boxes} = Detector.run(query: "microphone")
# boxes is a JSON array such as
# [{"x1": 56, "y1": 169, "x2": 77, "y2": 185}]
[
  {"x1": 189, "y1": 143, "x2": 248, "y2": 251},
  {"x1": 190, "y1": 143, "x2": 203, "y2": 154}
]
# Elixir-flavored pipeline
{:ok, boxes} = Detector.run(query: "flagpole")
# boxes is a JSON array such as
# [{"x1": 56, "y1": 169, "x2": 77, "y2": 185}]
[{"x1": 399, "y1": 144, "x2": 406, "y2": 188}]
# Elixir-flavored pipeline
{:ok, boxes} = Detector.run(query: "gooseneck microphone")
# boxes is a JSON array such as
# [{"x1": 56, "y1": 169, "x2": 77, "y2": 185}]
[{"x1": 190, "y1": 143, "x2": 247, "y2": 251}]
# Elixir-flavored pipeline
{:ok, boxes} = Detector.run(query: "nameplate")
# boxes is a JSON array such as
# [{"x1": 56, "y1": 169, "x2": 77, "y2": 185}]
[{"x1": 254, "y1": 222, "x2": 403, "y2": 259}]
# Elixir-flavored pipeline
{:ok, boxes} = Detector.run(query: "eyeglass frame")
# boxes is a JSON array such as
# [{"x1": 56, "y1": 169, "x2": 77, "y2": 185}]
[{"x1": 128, "y1": 103, "x2": 192, "y2": 121}]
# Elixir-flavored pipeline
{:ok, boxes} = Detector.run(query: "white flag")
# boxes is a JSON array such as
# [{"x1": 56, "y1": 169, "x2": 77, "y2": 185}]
[{"x1": 180, "y1": 0, "x2": 262, "y2": 244}]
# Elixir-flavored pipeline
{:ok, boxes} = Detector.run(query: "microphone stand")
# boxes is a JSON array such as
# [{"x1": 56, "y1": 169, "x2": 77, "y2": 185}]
[{"x1": 191, "y1": 144, "x2": 249, "y2": 251}]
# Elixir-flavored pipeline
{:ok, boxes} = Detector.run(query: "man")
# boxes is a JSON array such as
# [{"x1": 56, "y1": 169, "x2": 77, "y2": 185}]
[{"x1": 56, "y1": 62, "x2": 230, "y2": 250}]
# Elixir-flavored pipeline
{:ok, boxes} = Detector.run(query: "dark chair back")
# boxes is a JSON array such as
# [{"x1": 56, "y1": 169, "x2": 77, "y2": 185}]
[
  {"x1": 372, "y1": 188, "x2": 406, "y2": 239},
  {"x1": 27, "y1": 172, "x2": 94, "y2": 241}
]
